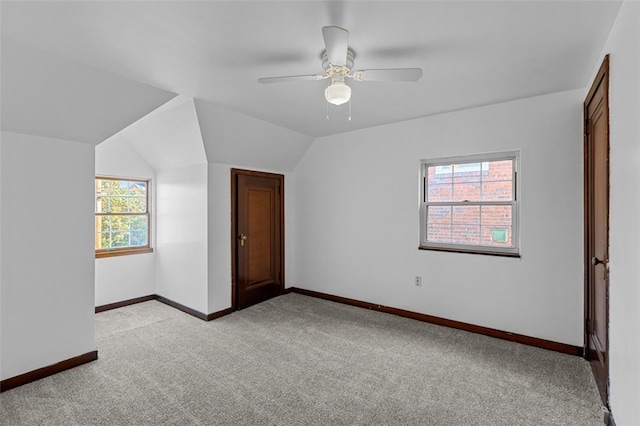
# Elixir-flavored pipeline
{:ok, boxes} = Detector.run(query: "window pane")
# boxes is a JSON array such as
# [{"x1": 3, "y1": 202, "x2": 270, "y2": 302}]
[
  {"x1": 453, "y1": 205, "x2": 479, "y2": 224},
  {"x1": 129, "y1": 216, "x2": 149, "y2": 247},
  {"x1": 452, "y1": 206, "x2": 480, "y2": 245},
  {"x1": 99, "y1": 232, "x2": 111, "y2": 249},
  {"x1": 97, "y1": 215, "x2": 112, "y2": 232},
  {"x1": 426, "y1": 206, "x2": 452, "y2": 243},
  {"x1": 124, "y1": 181, "x2": 147, "y2": 213},
  {"x1": 427, "y1": 223, "x2": 452, "y2": 243},
  {"x1": 99, "y1": 179, "x2": 111, "y2": 193},
  {"x1": 429, "y1": 165, "x2": 452, "y2": 184},
  {"x1": 110, "y1": 215, "x2": 130, "y2": 233},
  {"x1": 107, "y1": 196, "x2": 127, "y2": 213},
  {"x1": 483, "y1": 160, "x2": 513, "y2": 182},
  {"x1": 129, "y1": 215, "x2": 148, "y2": 232},
  {"x1": 453, "y1": 182, "x2": 481, "y2": 202},
  {"x1": 480, "y1": 205, "x2": 513, "y2": 247},
  {"x1": 453, "y1": 162, "x2": 484, "y2": 183},
  {"x1": 109, "y1": 231, "x2": 129, "y2": 247},
  {"x1": 427, "y1": 184, "x2": 453, "y2": 202},
  {"x1": 130, "y1": 230, "x2": 148, "y2": 246},
  {"x1": 128, "y1": 196, "x2": 147, "y2": 213},
  {"x1": 482, "y1": 180, "x2": 512, "y2": 201},
  {"x1": 481, "y1": 205, "x2": 512, "y2": 227},
  {"x1": 427, "y1": 205, "x2": 452, "y2": 224}
]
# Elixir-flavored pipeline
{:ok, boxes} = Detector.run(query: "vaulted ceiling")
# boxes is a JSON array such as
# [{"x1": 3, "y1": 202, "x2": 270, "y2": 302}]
[{"x1": 1, "y1": 1, "x2": 622, "y2": 142}]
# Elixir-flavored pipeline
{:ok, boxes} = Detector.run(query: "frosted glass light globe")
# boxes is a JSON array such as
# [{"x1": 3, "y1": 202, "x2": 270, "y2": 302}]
[{"x1": 325, "y1": 81, "x2": 351, "y2": 106}]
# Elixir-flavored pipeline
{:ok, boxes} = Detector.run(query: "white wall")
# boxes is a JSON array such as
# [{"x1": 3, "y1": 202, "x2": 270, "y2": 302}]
[
  {"x1": 94, "y1": 134, "x2": 156, "y2": 306},
  {"x1": 593, "y1": 2, "x2": 640, "y2": 424},
  {"x1": 292, "y1": 89, "x2": 584, "y2": 346},
  {"x1": 0, "y1": 131, "x2": 95, "y2": 380},
  {"x1": 207, "y1": 163, "x2": 232, "y2": 313},
  {"x1": 0, "y1": 131, "x2": 3, "y2": 377},
  {"x1": 156, "y1": 164, "x2": 208, "y2": 314}
]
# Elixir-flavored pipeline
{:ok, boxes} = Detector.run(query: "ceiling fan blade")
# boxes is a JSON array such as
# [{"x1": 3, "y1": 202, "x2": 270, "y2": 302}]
[
  {"x1": 257, "y1": 74, "x2": 326, "y2": 84},
  {"x1": 351, "y1": 68, "x2": 423, "y2": 82},
  {"x1": 322, "y1": 26, "x2": 349, "y2": 66}
]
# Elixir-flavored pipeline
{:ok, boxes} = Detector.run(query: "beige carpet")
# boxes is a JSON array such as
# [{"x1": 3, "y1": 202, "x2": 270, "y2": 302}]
[{"x1": 0, "y1": 293, "x2": 605, "y2": 425}]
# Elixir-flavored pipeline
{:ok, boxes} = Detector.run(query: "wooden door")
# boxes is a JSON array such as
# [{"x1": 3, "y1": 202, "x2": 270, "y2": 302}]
[
  {"x1": 231, "y1": 169, "x2": 284, "y2": 310},
  {"x1": 584, "y1": 55, "x2": 609, "y2": 405}
]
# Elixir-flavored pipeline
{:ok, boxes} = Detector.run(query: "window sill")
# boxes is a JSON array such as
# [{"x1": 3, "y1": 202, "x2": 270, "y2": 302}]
[
  {"x1": 95, "y1": 247, "x2": 154, "y2": 259},
  {"x1": 418, "y1": 246, "x2": 520, "y2": 258}
]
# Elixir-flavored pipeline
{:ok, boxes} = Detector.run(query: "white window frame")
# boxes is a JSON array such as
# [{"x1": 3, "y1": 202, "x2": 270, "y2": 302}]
[{"x1": 419, "y1": 151, "x2": 520, "y2": 257}]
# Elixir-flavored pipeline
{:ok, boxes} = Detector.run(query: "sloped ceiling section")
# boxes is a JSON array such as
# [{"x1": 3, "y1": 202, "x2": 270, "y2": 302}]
[
  {"x1": 194, "y1": 99, "x2": 313, "y2": 172},
  {"x1": 120, "y1": 96, "x2": 207, "y2": 171},
  {"x1": 1, "y1": 38, "x2": 177, "y2": 145}
]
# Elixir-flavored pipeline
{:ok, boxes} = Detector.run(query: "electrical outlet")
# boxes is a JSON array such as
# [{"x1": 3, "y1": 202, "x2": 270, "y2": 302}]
[{"x1": 414, "y1": 276, "x2": 422, "y2": 287}]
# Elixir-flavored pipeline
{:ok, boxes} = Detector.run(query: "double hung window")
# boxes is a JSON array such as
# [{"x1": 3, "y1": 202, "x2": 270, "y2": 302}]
[
  {"x1": 420, "y1": 152, "x2": 519, "y2": 256},
  {"x1": 95, "y1": 177, "x2": 152, "y2": 257}
]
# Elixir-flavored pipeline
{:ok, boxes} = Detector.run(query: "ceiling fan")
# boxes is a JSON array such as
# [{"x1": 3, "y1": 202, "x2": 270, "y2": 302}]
[{"x1": 257, "y1": 26, "x2": 423, "y2": 106}]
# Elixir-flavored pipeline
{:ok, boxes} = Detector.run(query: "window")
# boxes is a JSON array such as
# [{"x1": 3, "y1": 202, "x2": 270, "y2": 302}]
[
  {"x1": 95, "y1": 177, "x2": 152, "y2": 258},
  {"x1": 420, "y1": 152, "x2": 519, "y2": 256}
]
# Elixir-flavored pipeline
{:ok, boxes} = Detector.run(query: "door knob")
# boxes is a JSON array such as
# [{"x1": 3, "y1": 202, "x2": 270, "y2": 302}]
[
  {"x1": 591, "y1": 256, "x2": 605, "y2": 266},
  {"x1": 239, "y1": 234, "x2": 247, "y2": 247}
]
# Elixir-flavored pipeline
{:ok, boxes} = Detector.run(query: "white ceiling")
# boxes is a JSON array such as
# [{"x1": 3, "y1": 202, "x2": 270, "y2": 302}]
[
  {"x1": 195, "y1": 98, "x2": 314, "y2": 171},
  {"x1": 1, "y1": 1, "x2": 622, "y2": 139},
  {"x1": 1, "y1": 38, "x2": 176, "y2": 145},
  {"x1": 121, "y1": 97, "x2": 207, "y2": 170}
]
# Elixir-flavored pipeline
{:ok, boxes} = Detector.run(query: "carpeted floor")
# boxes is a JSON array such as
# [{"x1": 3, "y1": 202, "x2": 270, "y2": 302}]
[{"x1": 0, "y1": 293, "x2": 604, "y2": 425}]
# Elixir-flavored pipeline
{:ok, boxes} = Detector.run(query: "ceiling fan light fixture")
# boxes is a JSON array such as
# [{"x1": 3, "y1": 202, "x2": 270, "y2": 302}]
[
  {"x1": 257, "y1": 26, "x2": 422, "y2": 112},
  {"x1": 325, "y1": 80, "x2": 351, "y2": 106}
]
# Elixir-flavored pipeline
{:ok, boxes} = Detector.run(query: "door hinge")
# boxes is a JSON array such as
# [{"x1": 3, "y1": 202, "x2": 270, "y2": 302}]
[
  {"x1": 585, "y1": 318, "x2": 590, "y2": 333},
  {"x1": 584, "y1": 118, "x2": 590, "y2": 136}
]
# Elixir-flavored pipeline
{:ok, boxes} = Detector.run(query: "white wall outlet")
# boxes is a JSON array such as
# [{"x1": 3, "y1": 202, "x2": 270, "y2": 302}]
[{"x1": 414, "y1": 276, "x2": 422, "y2": 287}]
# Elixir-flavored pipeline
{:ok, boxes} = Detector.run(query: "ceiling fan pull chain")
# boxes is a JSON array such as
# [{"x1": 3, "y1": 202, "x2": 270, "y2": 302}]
[
  {"x1": 348, "y1": 101, "x2": 352, "y2": 121},
  {"x1": 326, "y1": 100, "x2": 330, "y2": 120}
]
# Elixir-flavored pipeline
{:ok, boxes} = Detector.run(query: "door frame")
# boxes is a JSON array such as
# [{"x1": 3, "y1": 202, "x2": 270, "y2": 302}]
[
  {"x1": 230, "y1": 168, "x2": 285, "y2": 310},
  {"x1": 583, "y1": 54, "x2": 610, "y2": 406}
]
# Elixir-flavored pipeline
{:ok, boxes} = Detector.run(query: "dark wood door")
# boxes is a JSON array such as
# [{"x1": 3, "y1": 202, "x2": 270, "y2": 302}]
[
  {"x1": 584, "y1": 55, "x2": 609, "y2": 406},
  {"x1": 232, "y1": 169, "x2": 284, "y2": 310}
]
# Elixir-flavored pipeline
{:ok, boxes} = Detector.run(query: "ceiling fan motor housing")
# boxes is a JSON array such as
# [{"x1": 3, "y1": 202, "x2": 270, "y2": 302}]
[{"x1": 321, "y1": 48, "x2": 355, "y2": 74}]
